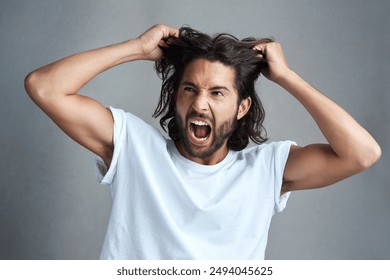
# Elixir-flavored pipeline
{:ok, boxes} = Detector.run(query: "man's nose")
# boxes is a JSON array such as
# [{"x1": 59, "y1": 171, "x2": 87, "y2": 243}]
[{"x1": 191, "y1": 92, "x2": 209, "y2": 112}]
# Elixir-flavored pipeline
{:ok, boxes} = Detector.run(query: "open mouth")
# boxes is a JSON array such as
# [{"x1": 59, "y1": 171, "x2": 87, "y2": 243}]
[{"x1": 189, "y1": 120, "x2": 212, "y2": 142}]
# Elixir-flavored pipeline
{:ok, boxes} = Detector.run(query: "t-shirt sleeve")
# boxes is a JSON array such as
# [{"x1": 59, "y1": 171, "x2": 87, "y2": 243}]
[
  {"x1": 273, "y1": 140, "x2": 296, "y2": 213},
  {"x1": 94, "y1": 107, "x2": 126, "y2": 185}
]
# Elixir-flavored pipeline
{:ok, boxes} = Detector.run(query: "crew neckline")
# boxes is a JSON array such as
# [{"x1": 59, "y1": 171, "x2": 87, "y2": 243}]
[{"x1": 167, "y1": 139, "x2": 235, "y2": 173}]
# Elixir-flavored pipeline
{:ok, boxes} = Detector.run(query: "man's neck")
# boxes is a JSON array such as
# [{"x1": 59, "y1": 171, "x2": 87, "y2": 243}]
[{"x1": 174, "y1": 141, "x2": 229, "y2": 165}]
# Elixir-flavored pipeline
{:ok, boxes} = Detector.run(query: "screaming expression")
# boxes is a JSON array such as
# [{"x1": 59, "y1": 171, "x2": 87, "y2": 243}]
[{"x1": 175, "y1": 108, "x2": 238, "y2": 160}]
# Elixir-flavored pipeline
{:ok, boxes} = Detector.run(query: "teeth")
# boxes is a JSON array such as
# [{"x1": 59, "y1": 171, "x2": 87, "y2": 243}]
[{"x1": 191, "y1": 120, "x2": 209, "y2": 126}]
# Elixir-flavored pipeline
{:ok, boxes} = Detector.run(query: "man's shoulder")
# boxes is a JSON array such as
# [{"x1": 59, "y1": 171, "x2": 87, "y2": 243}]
[
  {"x1": 235, "y1": 140, "x2": 295, "y2": 159},
  {"x1": 239, "y1": 141, "x2": 280, "y2": 153},
  {"x1": 108, "y1": 106, "x2": 167, "y2": 143}
]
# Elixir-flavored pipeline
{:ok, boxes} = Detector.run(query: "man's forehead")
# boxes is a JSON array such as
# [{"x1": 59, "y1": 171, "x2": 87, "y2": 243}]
[{"x1": 180, "y1": 59, "x2": 236, "y2": 90}]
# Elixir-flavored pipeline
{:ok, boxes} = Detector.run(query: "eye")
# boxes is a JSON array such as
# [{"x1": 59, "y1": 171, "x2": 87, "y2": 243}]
[
  {"x1": 212, "y1": 91, "x2": 224, "y2": 97},
  {"x1": 184, "y1": 87, "x2": 195, "y2": 92}
]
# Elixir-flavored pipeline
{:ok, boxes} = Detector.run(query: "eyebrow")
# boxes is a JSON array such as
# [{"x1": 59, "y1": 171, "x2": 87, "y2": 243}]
[{"x1": 181, "y1": 81, "x2": 231, "y2": 92}]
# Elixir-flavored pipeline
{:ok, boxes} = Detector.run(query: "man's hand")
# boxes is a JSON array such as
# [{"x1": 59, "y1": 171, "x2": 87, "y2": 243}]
[
  {"x1": 253, "y1": 42, "x2": 291, "y2": 84},
  {"x1": 136, "y1": 24, "x2": 179, "y2": 61}
]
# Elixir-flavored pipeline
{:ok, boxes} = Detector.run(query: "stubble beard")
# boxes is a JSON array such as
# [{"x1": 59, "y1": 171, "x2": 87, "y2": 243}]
[{"x1": 174, "y1": 111, "x2": 238, "y2": 159}]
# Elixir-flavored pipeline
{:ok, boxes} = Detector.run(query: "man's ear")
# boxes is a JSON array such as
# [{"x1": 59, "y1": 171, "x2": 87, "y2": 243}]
[{"x1": 237, "y1": 97, "x2": 252, "y2": 120}]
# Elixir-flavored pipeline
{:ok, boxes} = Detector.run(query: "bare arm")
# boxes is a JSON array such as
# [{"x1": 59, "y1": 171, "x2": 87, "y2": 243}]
[
  {"x1": 254, "y1": 43, "x2": 381, "y2": 192},
  {"x1": 24, "y1": 24, "x2": 179, "y2": 167}
]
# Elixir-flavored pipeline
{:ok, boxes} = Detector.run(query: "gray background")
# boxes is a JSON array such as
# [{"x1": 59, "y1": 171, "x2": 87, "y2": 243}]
[{"x1": 1, "y1": 0, "x2": 389, "y2": 259}]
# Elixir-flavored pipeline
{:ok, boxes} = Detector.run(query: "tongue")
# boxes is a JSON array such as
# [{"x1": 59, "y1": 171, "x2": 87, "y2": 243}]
[{"x1": 194, "y1": 125, "x2": 210, "y2": 138}]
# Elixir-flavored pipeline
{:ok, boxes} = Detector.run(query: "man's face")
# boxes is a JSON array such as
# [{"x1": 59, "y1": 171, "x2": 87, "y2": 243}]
[{"x1": 175, "y1": 59, "x2": 251, "y2": 165}]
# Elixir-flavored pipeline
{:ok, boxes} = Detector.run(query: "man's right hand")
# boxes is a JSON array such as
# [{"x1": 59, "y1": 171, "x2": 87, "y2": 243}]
[{"x1": 136, "y1": 24, "x2": 179, "y2": 61}]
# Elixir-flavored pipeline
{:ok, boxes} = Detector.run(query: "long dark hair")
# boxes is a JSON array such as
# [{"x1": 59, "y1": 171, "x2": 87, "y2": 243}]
[{"x1": 154, "y1": 26, "x2": 273, "y2": 150}]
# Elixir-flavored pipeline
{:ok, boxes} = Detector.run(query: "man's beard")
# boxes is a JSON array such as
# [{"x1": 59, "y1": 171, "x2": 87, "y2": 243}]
[{"x1": 175, "y1": 110, "x2": 238, "y2": 159}]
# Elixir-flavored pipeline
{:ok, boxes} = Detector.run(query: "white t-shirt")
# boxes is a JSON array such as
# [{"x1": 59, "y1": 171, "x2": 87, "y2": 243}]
[{"x1": 95, "y1": 107, "x2": 295, "y2": 259}]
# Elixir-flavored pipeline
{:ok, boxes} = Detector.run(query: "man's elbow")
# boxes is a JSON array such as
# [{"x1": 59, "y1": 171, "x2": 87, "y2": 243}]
[
  {"x1": 24, "y1": 71, "x2": 49, "y2": 103},
  {"x1": 354, "y1": 142, "x2": 382, "y2": 172}
]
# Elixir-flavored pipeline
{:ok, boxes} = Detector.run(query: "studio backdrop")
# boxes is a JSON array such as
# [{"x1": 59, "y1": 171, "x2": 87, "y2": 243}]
[{"x1": 0, "y1": 0, "x2": 389, "y2": 259}]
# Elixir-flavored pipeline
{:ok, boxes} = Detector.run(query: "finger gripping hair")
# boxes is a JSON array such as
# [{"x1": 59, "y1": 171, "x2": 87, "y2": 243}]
[{"x1": 154, "y1": 26, "x2": 273, "y2": 150}]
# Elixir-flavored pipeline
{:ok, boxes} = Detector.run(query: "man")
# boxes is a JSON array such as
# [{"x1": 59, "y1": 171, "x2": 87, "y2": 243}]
[{"x1": 25, "y1": 24, "x2": 381, "y2": 259}]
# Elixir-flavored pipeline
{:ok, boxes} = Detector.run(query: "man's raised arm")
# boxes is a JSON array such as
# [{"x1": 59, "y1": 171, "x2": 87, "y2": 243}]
[
  {"x1": 24, "y1": 24, "x2": 179, "y2": 167},
  {"x1": 253, "y1": 42, "x2": 381, "y2": 193}
]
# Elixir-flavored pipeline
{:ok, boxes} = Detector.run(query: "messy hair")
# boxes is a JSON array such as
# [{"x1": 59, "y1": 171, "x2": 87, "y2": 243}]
[{"x1": 154, "y1": 26, "x2": 273, "y2": 150}]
